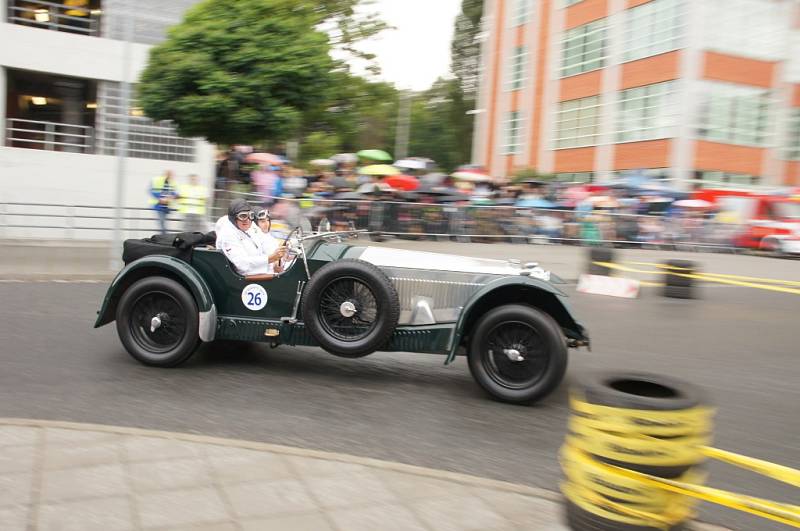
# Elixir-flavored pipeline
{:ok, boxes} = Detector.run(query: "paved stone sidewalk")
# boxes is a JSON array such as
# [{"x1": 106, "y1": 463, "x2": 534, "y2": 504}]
[{"x1": 0, "y1": 419, "x2": 725, "y2": 531}]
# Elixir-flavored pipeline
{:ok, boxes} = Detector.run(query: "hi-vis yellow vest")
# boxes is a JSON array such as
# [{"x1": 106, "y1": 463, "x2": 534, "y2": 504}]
[
  {"x1": 149, "y1": 175, "x2": 169, "y2": 207},
  {"x1": 178, "y1": 183, "x2": 207, "y2": 215}
]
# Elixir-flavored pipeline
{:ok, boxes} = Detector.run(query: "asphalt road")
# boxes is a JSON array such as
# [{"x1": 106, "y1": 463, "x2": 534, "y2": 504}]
[{"x1": 1, "y1": 267, "x2": 798, "y2": 529}]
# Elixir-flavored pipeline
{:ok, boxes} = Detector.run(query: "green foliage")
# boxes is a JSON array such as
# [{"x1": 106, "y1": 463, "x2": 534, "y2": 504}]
[
  {"x1": 408, "y1": 79, "x2": 469, "y2": 173},
  {"x1": 511, "y1": 168, "x2": 557, "y2": 184},
  {"x1": 299, "y1": 73, "x2": 398, "y2": 156},
  {"x1": 298, "y1": 131, "x2": 341, "y2": 164},
  {"x1": 451, "y1": 0, "x2": 484, "y2": 103},
  {"x1": 138, "y1": 0, "x2": 389, "y2": 145}
]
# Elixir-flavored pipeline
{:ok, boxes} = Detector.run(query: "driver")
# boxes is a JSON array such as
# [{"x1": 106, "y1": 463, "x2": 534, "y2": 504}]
[{"x1": 215, "y1": 199, "x2": 286, "y2": 276}]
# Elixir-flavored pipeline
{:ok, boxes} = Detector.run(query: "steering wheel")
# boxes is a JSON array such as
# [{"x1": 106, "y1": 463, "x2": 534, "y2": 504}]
[{"x1": 277, "y1": 226, "x2": 303, "y2": 272}]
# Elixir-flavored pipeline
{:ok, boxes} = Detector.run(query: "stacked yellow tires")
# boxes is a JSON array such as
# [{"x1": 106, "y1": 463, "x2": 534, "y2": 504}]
[{"x1": 561, "y1": 373, "x2": 713, "y2": 530}]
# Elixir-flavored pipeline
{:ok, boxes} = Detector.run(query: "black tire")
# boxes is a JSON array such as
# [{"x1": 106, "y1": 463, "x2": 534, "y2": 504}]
[
  {"x1": 468, "y1": 304, "x2": 567, "y2": 404},
  {"x1": 663, "y1": 284, "x2": 694, "y2": 299},
  {"x1": 575, "y1": 372, "x2": 707, "y2": 477},
  {"x1": 115, "y1": 277, "x2": 200, "y2": 367},
  {"x1": 564, "y1": 500, "x2": 687, "y2": 531},
  {"x1": 664, "y1": 260, "x2": 696, "y2": 288},
  {"x1": 588, "y1": 247, "x2": 614, "y2": 275},
  {"x1": 302, "y1": 259, "x2": 400, "y2": 358}
]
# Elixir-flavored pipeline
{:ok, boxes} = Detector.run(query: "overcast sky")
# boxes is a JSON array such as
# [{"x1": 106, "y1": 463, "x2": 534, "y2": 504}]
[{"x1": 353, "y1": 0, "x2": 463, "y2": 91}]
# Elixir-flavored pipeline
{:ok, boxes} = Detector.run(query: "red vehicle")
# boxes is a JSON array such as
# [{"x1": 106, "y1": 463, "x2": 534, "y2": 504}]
[{"x1": 693, "y1": 189, "x2": 800, "y2": 254}]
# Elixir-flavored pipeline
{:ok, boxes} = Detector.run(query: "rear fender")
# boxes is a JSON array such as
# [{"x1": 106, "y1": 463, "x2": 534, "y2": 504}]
[
  {"x1": 94, "y1": 256, "x2": 217, "y2": 342},
  {"x1": 445, "y1": 277, "x2": 587, "y2": 364}
]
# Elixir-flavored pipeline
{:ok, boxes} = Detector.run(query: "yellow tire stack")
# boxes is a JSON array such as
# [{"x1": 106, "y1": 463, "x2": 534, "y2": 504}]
[{"x1": 561, "y1": 373, "x2": 713, "y2": 530}]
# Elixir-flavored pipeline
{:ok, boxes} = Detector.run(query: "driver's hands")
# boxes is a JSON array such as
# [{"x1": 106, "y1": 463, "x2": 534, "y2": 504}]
[{"x1": 269, "y1": 246, "x2": 287, "y2": 263}]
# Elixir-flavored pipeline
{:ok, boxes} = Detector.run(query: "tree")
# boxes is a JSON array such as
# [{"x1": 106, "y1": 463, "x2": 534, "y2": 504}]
[
  {"x1": 451, "y1": 0, "x2": 485, "y2": 103},
  {"x1": 138, "y1": 0, "x2": 388, "y2": 145},
  {"x1": 408, "y1": 78, "x2": 469, "y2": 173}
]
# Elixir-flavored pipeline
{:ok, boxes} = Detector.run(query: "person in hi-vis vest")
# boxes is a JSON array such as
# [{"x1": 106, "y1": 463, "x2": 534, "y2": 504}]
[
  {"x1": 178, "y1": 174, "x2": 208, "y2": 233},
  {"x1": 149, "y1": 170, "x2": 177, "y2": 234}
]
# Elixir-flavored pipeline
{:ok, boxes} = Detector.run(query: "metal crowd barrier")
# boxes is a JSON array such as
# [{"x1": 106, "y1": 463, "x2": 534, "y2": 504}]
[
  {"x1": 0, "y1": 194, "x2": 745, "y2": 253},
  {"x1": 212, "y1": 190, "x2": 745, "y2": 253}
]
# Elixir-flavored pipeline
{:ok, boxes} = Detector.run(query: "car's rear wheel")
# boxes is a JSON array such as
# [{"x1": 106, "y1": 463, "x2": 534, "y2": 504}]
[
  {"x1": 116, "y1": 277, "x2": 200, "y2": 367},
  {"x1": 468, "y1": 304, "x2": 567, "y2": 404}
]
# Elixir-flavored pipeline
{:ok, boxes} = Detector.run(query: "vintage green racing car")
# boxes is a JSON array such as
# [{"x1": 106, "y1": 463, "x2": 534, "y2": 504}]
[{"x1": 95, "y1": 224, "x2": 589, "y2": 404}]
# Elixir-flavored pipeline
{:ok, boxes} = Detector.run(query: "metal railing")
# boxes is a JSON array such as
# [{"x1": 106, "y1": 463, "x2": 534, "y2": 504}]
[
  {"x1": 0, "y1": 194, "x2": 748, "y2": 254},
  {"x1": 211, "y1": 190, "x2": 746, "y2": 252},
  {"x1": 5, "y1": 118, "x2": 94, "y2": 154},
  {"x1": 7, "y1": 0, "x2": 101, "y2": 36},
  {"x1": 0, "y1": 202, "x2": 183, "y2": 240}
]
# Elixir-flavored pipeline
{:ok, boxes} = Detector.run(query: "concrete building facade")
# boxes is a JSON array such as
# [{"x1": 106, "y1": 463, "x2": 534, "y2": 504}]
[
  {"x1": 0, "y1": 0, "x2": 214, "y2": 215},
  {"x1": 473, "y1": 0, "x2": 800, "y2": 189}
]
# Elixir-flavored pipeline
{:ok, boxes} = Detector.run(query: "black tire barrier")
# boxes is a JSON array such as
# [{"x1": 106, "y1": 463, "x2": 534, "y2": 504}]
[
  {"x1": 588, "y1": 247, "x2": 615, "y2": 276},
  {"x1": 663, "y1": 260, "x2": 697, "y2": 299},
  {"x1": 561, "y1": 372, "x2": 712, "y2": 530},
  {"x1": 301, "y1": 259, "x2": 400, "y2": 358}
]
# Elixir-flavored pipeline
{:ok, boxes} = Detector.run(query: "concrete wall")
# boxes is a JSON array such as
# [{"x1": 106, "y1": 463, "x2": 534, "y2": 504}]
[
  {"x1": 0, "y1": 144, "x2": 214, "y2": 206},
  {"x1": 0, "y1": 23, "x2": 151, "y2": 82}
]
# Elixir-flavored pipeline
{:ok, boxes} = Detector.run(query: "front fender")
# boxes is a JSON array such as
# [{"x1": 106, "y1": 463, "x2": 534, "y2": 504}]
[
  {"x1": 94, "y1": 256, "x2": 216, "y2": 341},
  {"x1": 445, "y1": 276, "x2": 587, "y2": 364}
]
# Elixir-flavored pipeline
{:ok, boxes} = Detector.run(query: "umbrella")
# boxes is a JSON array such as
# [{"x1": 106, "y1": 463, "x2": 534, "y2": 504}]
[
  {"x1": 245, "y1": 152, "x2": 282, "y2": 165},
  {"x1": 384, "y1": 175, "x2": 419, "y2": 191},
  {"x1": 332, "y1": 153, "x2": 358, "y2": 164},
  {"x1": 394, "y1": 159, "x2": 428, "y2": 170},
  {"x1": 417, "y1": 184, "x2": 459, "y2": 196},
  {"x1": 310, "y1": 158, "x2": 335, "y2": 167},
  {"x1": 421, "y1": 172, "x2": 447, "y2": 185},
  {"x1": 357, "y1": 149, "x2": 393, "y2": 162},
  {"x1": 356, "y1": 182, "x2": 395, "y2": 195},
  {"x1": 452, "y1": 171, "x2": 491, "y2": 183},
  {"x1": 333, "y1": 192, "x2": 365, "y2": 200},
  {"x1": 673, "y1": 199, "x2": 713, "y2": 209},
  {"x1": 516, "y1": 198, "x2": 557, "y2": 209},
  {"x1": 361, "y1": 164, "x2": 400, "y2": 176}
]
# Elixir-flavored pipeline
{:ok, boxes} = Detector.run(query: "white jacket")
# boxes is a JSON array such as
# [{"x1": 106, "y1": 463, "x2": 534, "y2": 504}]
[{"x1": 215, "y1": 216, "x2": 272, "y2": 276}]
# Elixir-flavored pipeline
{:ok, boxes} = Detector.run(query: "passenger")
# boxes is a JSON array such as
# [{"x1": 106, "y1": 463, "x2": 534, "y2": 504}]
[
  {"x1": 215, "y1": 199, "x2": 285, "y2": 276},
  {"x1": 253, "y1": 206, "x2": 284, "y2": 274}
]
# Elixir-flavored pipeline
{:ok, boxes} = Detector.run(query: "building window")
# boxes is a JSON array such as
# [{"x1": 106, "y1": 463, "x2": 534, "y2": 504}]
[
  {"x1": 616, "y1": 81, "x2": 679, "y2": 143},
  {"x1": 102, "y1": 0, "x2": 200, "y2": 45},
  {"x1": 95, "y1": 82, "x2": 196, "y2": 162},
  {"x1": 695, "y1": 171, "x2": 761, "y2": 187},
  {"x1": 560, "y1": 20, "x2": 607, "y2": 78},
  {"x1": 564, "y1": 0, "x2": 584, "y2": 6},
  {"x1": 785, "y1": 109, "x2": 800, "y2": 160},
  {"x1": 502, "y1": 111, "x2": 523, "y2": 154},
  {"x1": 505, "y1": 45, "x2": 528, "y2": 91},
  {"x1": 622, "y1": 0, "x2": 685, "y2": 63},
  {"x1": 554, "y1": 172, "x2": 593, "y2": 182},
  {"x1": 510, "y1": 0, "x2": 534, "y2": 26},
  {"x1": 702, "y1": 0, "x2": 786, "y2": 62},
  {"x1": 554, "y1": 95, "x2": 602, "y2": 148},
  {"x1": 696, "y1": 82, "x2": 772, "y2": 147}
]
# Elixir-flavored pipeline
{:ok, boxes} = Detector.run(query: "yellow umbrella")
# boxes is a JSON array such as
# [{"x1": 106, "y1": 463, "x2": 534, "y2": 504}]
[{"x1": 361, "y1": 164, "x2": 400, "y2": 176}]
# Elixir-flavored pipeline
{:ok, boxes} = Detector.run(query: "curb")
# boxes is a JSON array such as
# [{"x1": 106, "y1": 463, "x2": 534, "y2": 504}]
[
  {"x1": 0, "y1": 418, "x2": 730, "y2": 530},
  {"x1": 0, "y1": 417, "x2": 561, "y2": 502}
]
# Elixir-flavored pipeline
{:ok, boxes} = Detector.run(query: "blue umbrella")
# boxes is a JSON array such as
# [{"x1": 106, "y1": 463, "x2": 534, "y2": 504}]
[{"x1": 516, "y1": 198, "x2": 557, "y2": 209}]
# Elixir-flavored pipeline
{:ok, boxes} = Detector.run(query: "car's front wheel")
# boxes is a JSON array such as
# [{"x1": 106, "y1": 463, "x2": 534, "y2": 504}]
[
  {"x1": 115, "y1": 277, "x2": 200, "y2": 367},
  {"x1": 468, "y1": 304, "x2": 567, "y2": 404}
]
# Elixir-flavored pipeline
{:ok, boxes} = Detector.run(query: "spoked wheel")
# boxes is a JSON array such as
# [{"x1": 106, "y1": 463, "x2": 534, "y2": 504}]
[
  {"x1": 302, "y1": 259, "x2": 400, "y2": 358},
  {"x1": 468, "y1": 304, "x2": 567, "y2": 404},
  {"x1": 116, "y1": 277, "x2": 200, "y2": 367},
  {"x1": 483, "y1": 321, "x2": 549, "y2": 391},
  {"x1": 129, "y1": 292, "x2": 187, "y2": 354},
  {"x1": 317, "y1": 276, "x2": 379, "y2": 342}
]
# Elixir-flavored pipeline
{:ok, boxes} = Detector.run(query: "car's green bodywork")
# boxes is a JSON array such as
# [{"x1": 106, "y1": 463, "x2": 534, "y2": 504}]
[{"x1": 95, "y1": 240, "x2": 588, "y2": 361}]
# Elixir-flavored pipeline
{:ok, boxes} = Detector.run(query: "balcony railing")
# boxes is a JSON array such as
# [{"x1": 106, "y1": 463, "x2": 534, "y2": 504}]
[
  {"x1": 5, "y1": 118, "x2": 94, "y2": 154},
  {"x1": 7, "y1": 0, "x2": 101, "y2": 37}
]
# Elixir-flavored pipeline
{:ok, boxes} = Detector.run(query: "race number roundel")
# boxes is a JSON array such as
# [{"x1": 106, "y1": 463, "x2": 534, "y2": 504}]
[{"x1": 241, "y1": 284, "x2": 268, "y2": 311}]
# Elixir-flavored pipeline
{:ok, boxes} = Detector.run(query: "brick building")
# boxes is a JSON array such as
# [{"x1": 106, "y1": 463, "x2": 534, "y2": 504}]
[{"x1": 472, "y1": 0, "x2": 800, "y2": 189}]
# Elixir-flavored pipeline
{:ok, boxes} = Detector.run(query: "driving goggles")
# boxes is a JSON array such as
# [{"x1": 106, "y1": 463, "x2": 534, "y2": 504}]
[{"x1": 236, "y1": 210, "x2": 270, "y2": 221}]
